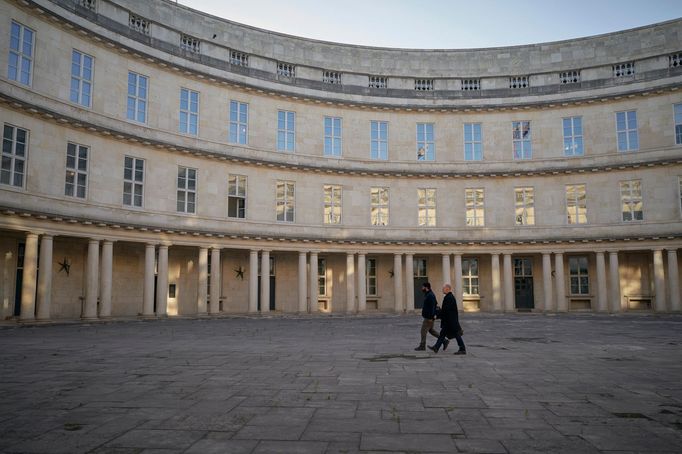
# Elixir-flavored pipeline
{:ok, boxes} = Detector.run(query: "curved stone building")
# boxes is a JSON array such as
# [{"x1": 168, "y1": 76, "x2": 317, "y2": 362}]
[{"x1": 1, "y1": 0, "x2": 681, "y2": 321}]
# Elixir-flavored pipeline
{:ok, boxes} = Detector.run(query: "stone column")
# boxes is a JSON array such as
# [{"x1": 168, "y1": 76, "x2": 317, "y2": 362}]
[
  {"x1": 555, "y1": 253, "x2": 566, "y2": 312},
  {"x1": 83, "y1": 239, "x2": 100, "y2": 320},
  {"x1": 541, "y1": 252, "x2": 553, "y2": 312},
  {"x1": 346, "y1": 252, "x2": 356, "y2": 313},
  {"x1": 453, "y1": 254, "x2": 463, "y2": 306},
  {"x1": 197, "y1": 247, "x2": 208, "y2": 315},
  {"x1": 609, "y1": 251, "x2": 621, "y2": 312},
  {"x1": 36, "y1": 234, "x2": 53, "y2": 321},
  {"x1": 503, "y1": 254, "x2": 514, "y2": 312},
  {"x1": 20, "y1": 233, "x2": 39, "y2": 321},
  {"x1": 393, "y1": 253, "x2": 403, "y2": 312},
  {"x1": 668, "y1": 249, "x2": 680, "y2": 312},
  {"x1": 248, "y1": 250, "x2": 259, "y2": 313},
  {"x1": 298, "y1": 251, "x2": 307, "y2": 313},
  {"x1": 442, "y1": 253, "x2": 451, "y2": 288},
  {"x1": 99, "y1": 240, "x2": 113, "y2": 318},
  {"x1": 209, "y1": 247, "x2": 221, "y2": 314},
  {"x1": 260, "y1": 250, "x2": 270, "y2": 313},
  {"x1": 491, "y1": 253, "x2": 501, "y2": 312},
  {"x1": 357, "y1": 253, "x2": 366, "y2": 312},
  {"x1": 596, "y1": 251, "x2": 608, "y2": 312},
  {"x1": 309, "y1": 252, "x2": 318, "y2": 313},
  {"x1": 142, "y1": 244, "x2": 155, "y2": 317},
  {"x1": 653, "y1": 248, "x2": 666, "y2": 312},
  {"x1": 155, "y1": 244, "x2": 169, "y2": 316},
  {"x1": 404, "y1": 253, "x2": 414, "y2": 311}
]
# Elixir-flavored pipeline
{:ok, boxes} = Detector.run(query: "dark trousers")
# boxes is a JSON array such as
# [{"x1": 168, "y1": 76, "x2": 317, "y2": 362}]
[
  {"x1": 433, "y1": 328, "x2": 465, "y2": 352},
  {"x1": 419, "y1": 319, "x2": 440, "y2": 347}
]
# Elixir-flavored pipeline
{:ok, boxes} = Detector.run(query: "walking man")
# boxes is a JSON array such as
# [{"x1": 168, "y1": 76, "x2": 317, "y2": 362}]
[
  {"x1": 414, "y1": 282, "x2": 444, "y2": 351},
  {"x1": 428, "y1": 283, "x2": 466, "y2": 355}
]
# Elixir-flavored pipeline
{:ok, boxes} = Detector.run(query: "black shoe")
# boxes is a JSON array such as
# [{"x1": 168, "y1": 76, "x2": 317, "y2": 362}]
[
  {"x1": 414, "y1": 345, "x2": 425, "y2": 351},
  {"x1": 443, "y1": 339, "x2": 450, "y2": 351},
  {"x1": 453, "y1": 350, "x2": 466, "y2": 355},
  {"x1": 427, "y1": 345, "x2": 439, "y2": 353}
]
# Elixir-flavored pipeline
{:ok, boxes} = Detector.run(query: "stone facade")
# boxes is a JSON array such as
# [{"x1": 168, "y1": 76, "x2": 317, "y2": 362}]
[{"x1": 0, "y1": 0, "x2": 681, "y2": 321}]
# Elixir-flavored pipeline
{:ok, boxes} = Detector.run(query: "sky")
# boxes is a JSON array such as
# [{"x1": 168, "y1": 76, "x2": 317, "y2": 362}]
[{"x1": 176, "y1": 0, "x2": 682, "y2": 49}]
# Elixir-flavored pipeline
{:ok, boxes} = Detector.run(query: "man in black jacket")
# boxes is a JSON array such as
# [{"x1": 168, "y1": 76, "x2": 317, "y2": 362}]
[
  {"x1": 428, "y1": 284, "x2": 466, "y2": 355},
  {"x1": 414, "y1": 282, "x2": 445, "y2": 351}
]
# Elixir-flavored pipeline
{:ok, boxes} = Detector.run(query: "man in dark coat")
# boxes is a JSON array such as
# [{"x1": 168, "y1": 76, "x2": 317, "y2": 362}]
[
  {"x1": 414, "y1": 282, "x2": 443, "y2": 351},
  {"x1": 428, "y1": 284, "x2": 466, "y2": 355}
]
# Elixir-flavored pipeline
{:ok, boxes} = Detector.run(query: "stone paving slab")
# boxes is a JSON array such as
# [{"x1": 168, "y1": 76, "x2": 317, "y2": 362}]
[{"x1": 1, "y1": 313, "x2": 682, "y2": 453}]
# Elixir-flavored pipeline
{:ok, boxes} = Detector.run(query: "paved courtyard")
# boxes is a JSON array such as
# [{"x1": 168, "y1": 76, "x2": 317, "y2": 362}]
[{"x1": 1, "y1": 313, "x2": 681, "y2": 454}]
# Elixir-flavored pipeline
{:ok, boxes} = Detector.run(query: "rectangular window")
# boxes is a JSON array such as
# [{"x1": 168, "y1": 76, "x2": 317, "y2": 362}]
[
  {"x1": 123, "y1": 156, "x2": 144, "y2": 207},
  {"x1": 620, "y1": 180, "x2": 643, "y2": 222},
  {"x1": 461, "y1": 79, "x2": 480, "y2": 91},
  {"x1": 674, "y1": 104, "x2": 682, "y2": 145},
  {"x1": 229, "y1": 100, "x2": 248, "y2": 144},
  {"x1": 616, "y1": 110, "x2": 638, "y2": 151},
  {"x1": 512, "y1": 121, "x2": 532, "y2": 159},
  {"x1": 414, "y1": 79, "x2": 433, "y2": 91},
  {"x1": 563, "y1": 116, "x2": 583, "y2": 156},
  {"x1": 1, "y1": 124, "x2": 27, "y2": 188},
  {"x1": 416, "y1": 123, "x2": 435, "y2": 161},
  {"x1": 277, "y1": 110, "x2": 295, "y2": 152},
  {"x1": 70, "y1": 50, "x2": 93, "y2": 107},
  {"x1": 366, "y1": 258, "x2": 377, "y2": 296},
  {"x1": 370, "y1": 187, "x2": 389, "y2": 226},
  {"x1": 276, "y1": 181, "x2": 295, "y2": 222},
  {"x1": 465, "y1": 188, "x2": 484, "y2": 226},
  {"x1": 565, "y1": 184, "x2": 587, "y2": 224},
  {"x1": 509, "y1": 76, "x2": 528, "y2": 89},
  {"x1": 569, "y1": 256, "x2": 589, "y2": 295},
  {"x1": 323, "y1": 184, "x2": 342, "y2": 224},
  {"x1": 417, "y1": 188, "x2": 436, "y2": 226},
  {"x1": 7, "y1": 21, "x2": 34, "y2": 86},
  {"x1": 559, "y1": 70, "x2": 580, "y2": 84},
  {"x1": 462, "y1": 258, "x2": 479, "y2": 296},
  {"x1": 323, "y1": 71, "x2": 341, "y2": 85},
  {"x1": 180, "y1": 88, "x2": 199, "y2": 135},
  {"x1": 176, "y1": 166, "x2": 196, "y2": 213},
  {"x1": 227, "y1": 174, "x2": 246, "y2": 218},
  {"x1": 370, "y1": 120, "x2": 388, "y2": 160},
  {"x1": 318, "y1": 258, "x2": 327, "y2": 296},
  {"x1": 369, "y1": 76, "x2": 387, "y2": 89},
  {"x1": 463, "y1": 123, "x2": 482, "y2": 161},
  {"x1": 613, "y1": 62, "x2": 634, "y2": 78},
  {"x1": 514, "y1": 187, "x2": 534, "y2": 225},
  {"x1": 126, "y1": 71, "x2": 148, "y2": 123},
  {"x1": 679, "y1": 177, "x2": 682, "y2": 216},
  {"x1": 324, "y1": 117, "x2": 342, "y2": 157},
  {"x1": 65, "y1": 142, "x2": 88, "y2": 199}
]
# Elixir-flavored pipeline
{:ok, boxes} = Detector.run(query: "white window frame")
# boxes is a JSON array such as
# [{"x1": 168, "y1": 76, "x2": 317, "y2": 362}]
[
  {"x1": 370, "y1": 120, "x2": 388, "y2": 160},
  {"x1": 1, "y1": 124, "x2": 28, "y2": 188},
  {"x1": 565, "y1": 184, "x2": 587, "y2": 225},
  {"x1": 7, "y1": 21, "x2": 34, "y2": 86},
  {"x1": 323, "y1": 184, "x2": 342, "y2": 225},
  {"x1": 65, "y1": 142, "x2": 88, "y2": 199},
  {"x1": 679, "y1": 177, "x2": 682, "y2": 218},
  {"x1": 514, "y1": 187, "x2": 535, "y2": 226},
  {"x1": 70, "y1": 49, "x2": 93, "y2": 107},
  {"x1": 563, "y1": 116, "x2": 583, "y2": 156},
  {"x1": 276, "y1": 180, "x2": 295, "y2": 222},
  {"x1": 620, "y1": 179, "x2": 643, "y2": 222},
  {"x1": 512, "y1": 121, "x2": 532, "y2": 159},
  {"x1": 673, "y1": 103, "x2": 682, "y2": 146},
  {"x1": 318, "y1": 258, "x2": 327, "y2": 296},
  {"x1": 370, "y1": 187, "x2": 389, "y2": 226},
  {"x1": 416, "y1": 123, "x2": 435, "y2": 161},
  {"x1": 177, "y1": 166, "x2": 197, "y2": 214},
  {"x1": 417, "y1": 188, "x2": 436, "y2": 227},
  {"x1": 126, "y1": 71, "x2": 148, "y2": 123},
  {"x1": 123, "y1": 156, "x2": 144, "y2": 208},
  {"x1": 227, "y1": 174, "x2": 247, "y2": 219},
  {"x1": 324, "y1": 116, "x2": 342, "y2": 157},
  {"x1": 230, "y1": 100, "x2": 248, "y2": 145},
  {"x1": 277, "y1": 110, "x2": 295, "y2": 152},
  {"x1": 179, "y1": 88, "x2": 199, "y2": 136},
  {"x1": 616, "y1": 110, "x2": 638, "y2": 152},
  {"x1": 465, "y1": 188, "x2": 485, "y2": 227},
  {"x1": 462, "y1": 257, "x2": 479, "y2": 296},
  {"x1": 366, "y1": 257, "x2": 377, "y2": 296},
  {"x1": 463, "y1": 123, "x2": 482, "y2": 161},
  {"x1": 568, "y1": 256, "x2": 590, "y2": 295}
]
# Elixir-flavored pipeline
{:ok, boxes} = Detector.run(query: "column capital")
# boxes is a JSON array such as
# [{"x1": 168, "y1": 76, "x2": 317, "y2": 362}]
[
  {"x1": 102, "y1": 239, "x2": 116, "y2": 245},
  {"x1": 651, "y1": 247, "x2": 664, "y2": 252},
  {"x1": 88, "y1": 238, "x2": 100, "y2": 245},
  {"x1": 357, "y1": 252, "x2": 366, "y2": 257},
  {"x1": 608, "y1": 250, "x2": 620, "y2": 255}
]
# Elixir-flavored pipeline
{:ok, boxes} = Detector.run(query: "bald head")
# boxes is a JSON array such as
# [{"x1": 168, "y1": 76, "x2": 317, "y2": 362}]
[{"x1": 442, "y1": 283, "x2": 452, "y2": 294}]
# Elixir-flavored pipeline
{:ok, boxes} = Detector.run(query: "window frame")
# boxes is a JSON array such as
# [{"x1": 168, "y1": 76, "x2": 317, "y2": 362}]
[
  {"x1": 70, "y1": 49, "x2": 94, "y2": 107},
  {"x1": 123, "y1": 155, "x2": 144, "y2": 208},
  {"x1": 277, "y1": 110, "x2": 295, "y2": 152},
  {"x1": 416, "y1": 123, "x2": 435, "y2": 161},
  {"x1": 323, "y1": 184, "x2": 342, "y2": 225},
  {"x1": 417, "y1": 188, "x2": 436, "y2": 227},
  {"x1": 565, "y1": 184, "x2": 587, "y2": 225},
  {"x1": 673, "y1": 103, "x2": 682, "y2": 146},
  {"x1": 615, "y1": 110, "x2": 639, "y2": 152},
  {"x1": 562, "y1": 116, "x2": 583, "y2": 157},
  {"x1": 465, "y1": 188, "x2": 485, "y2": 227},
  {"x1": 1, "y1": 123, "x2": 28, "y2": 189},
  {"x1": 176, "y1": 166, "x2": 197, "y2": 214},
  {"x1": 64, "y1": 142, "x2": 89, "y2": 199},
  {"x1": 462, "y1": 257, "x2": 479, "y2": 296},
  {"x1": 7, "y1": 20, "x2": 35, "y2": 86},
  {"x1": 370, "y1": 120, "x2": 388, "y2": 160},
  {"x1": 370, "y1": 187, "x2": 389, "y2": 226},
  {"x1": 620, "y1": 179, "x2": 643, "y2": 222},
  {"x1": 568, "y1": 256, "x2": 590, "y2": 295},
  {"x1": 463, "y1": 122, "x2": 482, "y2": 161},
  {"x1": 512, "y1": 121, "x2": 532, "y2": 160},
  {"x1": 323, "y1": 116, "x2": 342, "y2": 157},
  {"x1": 318, "y1": 257, "x2": 327, "y2": 296},
  {"x1": 227, "y1": 174, "x2": 247, "y2": 219},
  {"x1": 179, "y1": 87, "x2": 199, "y2": 136},
  {"x1": 514, "y1": 187, "x2": 535, "y2": 226},
  {"x1": 126, "y1": 71, "x2": 148, "y2": 124},
  {"x1": 229, "y1": 100, "x2": 249, "y2": 145},
  {"x1": 366, "y1": 257, "x2": 377, "y2": 296},
  {"x1": 276, "y1": 180, "x2": 295, "y2": 222}
]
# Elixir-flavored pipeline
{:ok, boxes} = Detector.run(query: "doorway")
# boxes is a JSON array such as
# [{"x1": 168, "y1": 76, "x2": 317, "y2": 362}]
[{"x1": 514, "y1": 257, "x2": 534, "y2": 310}]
